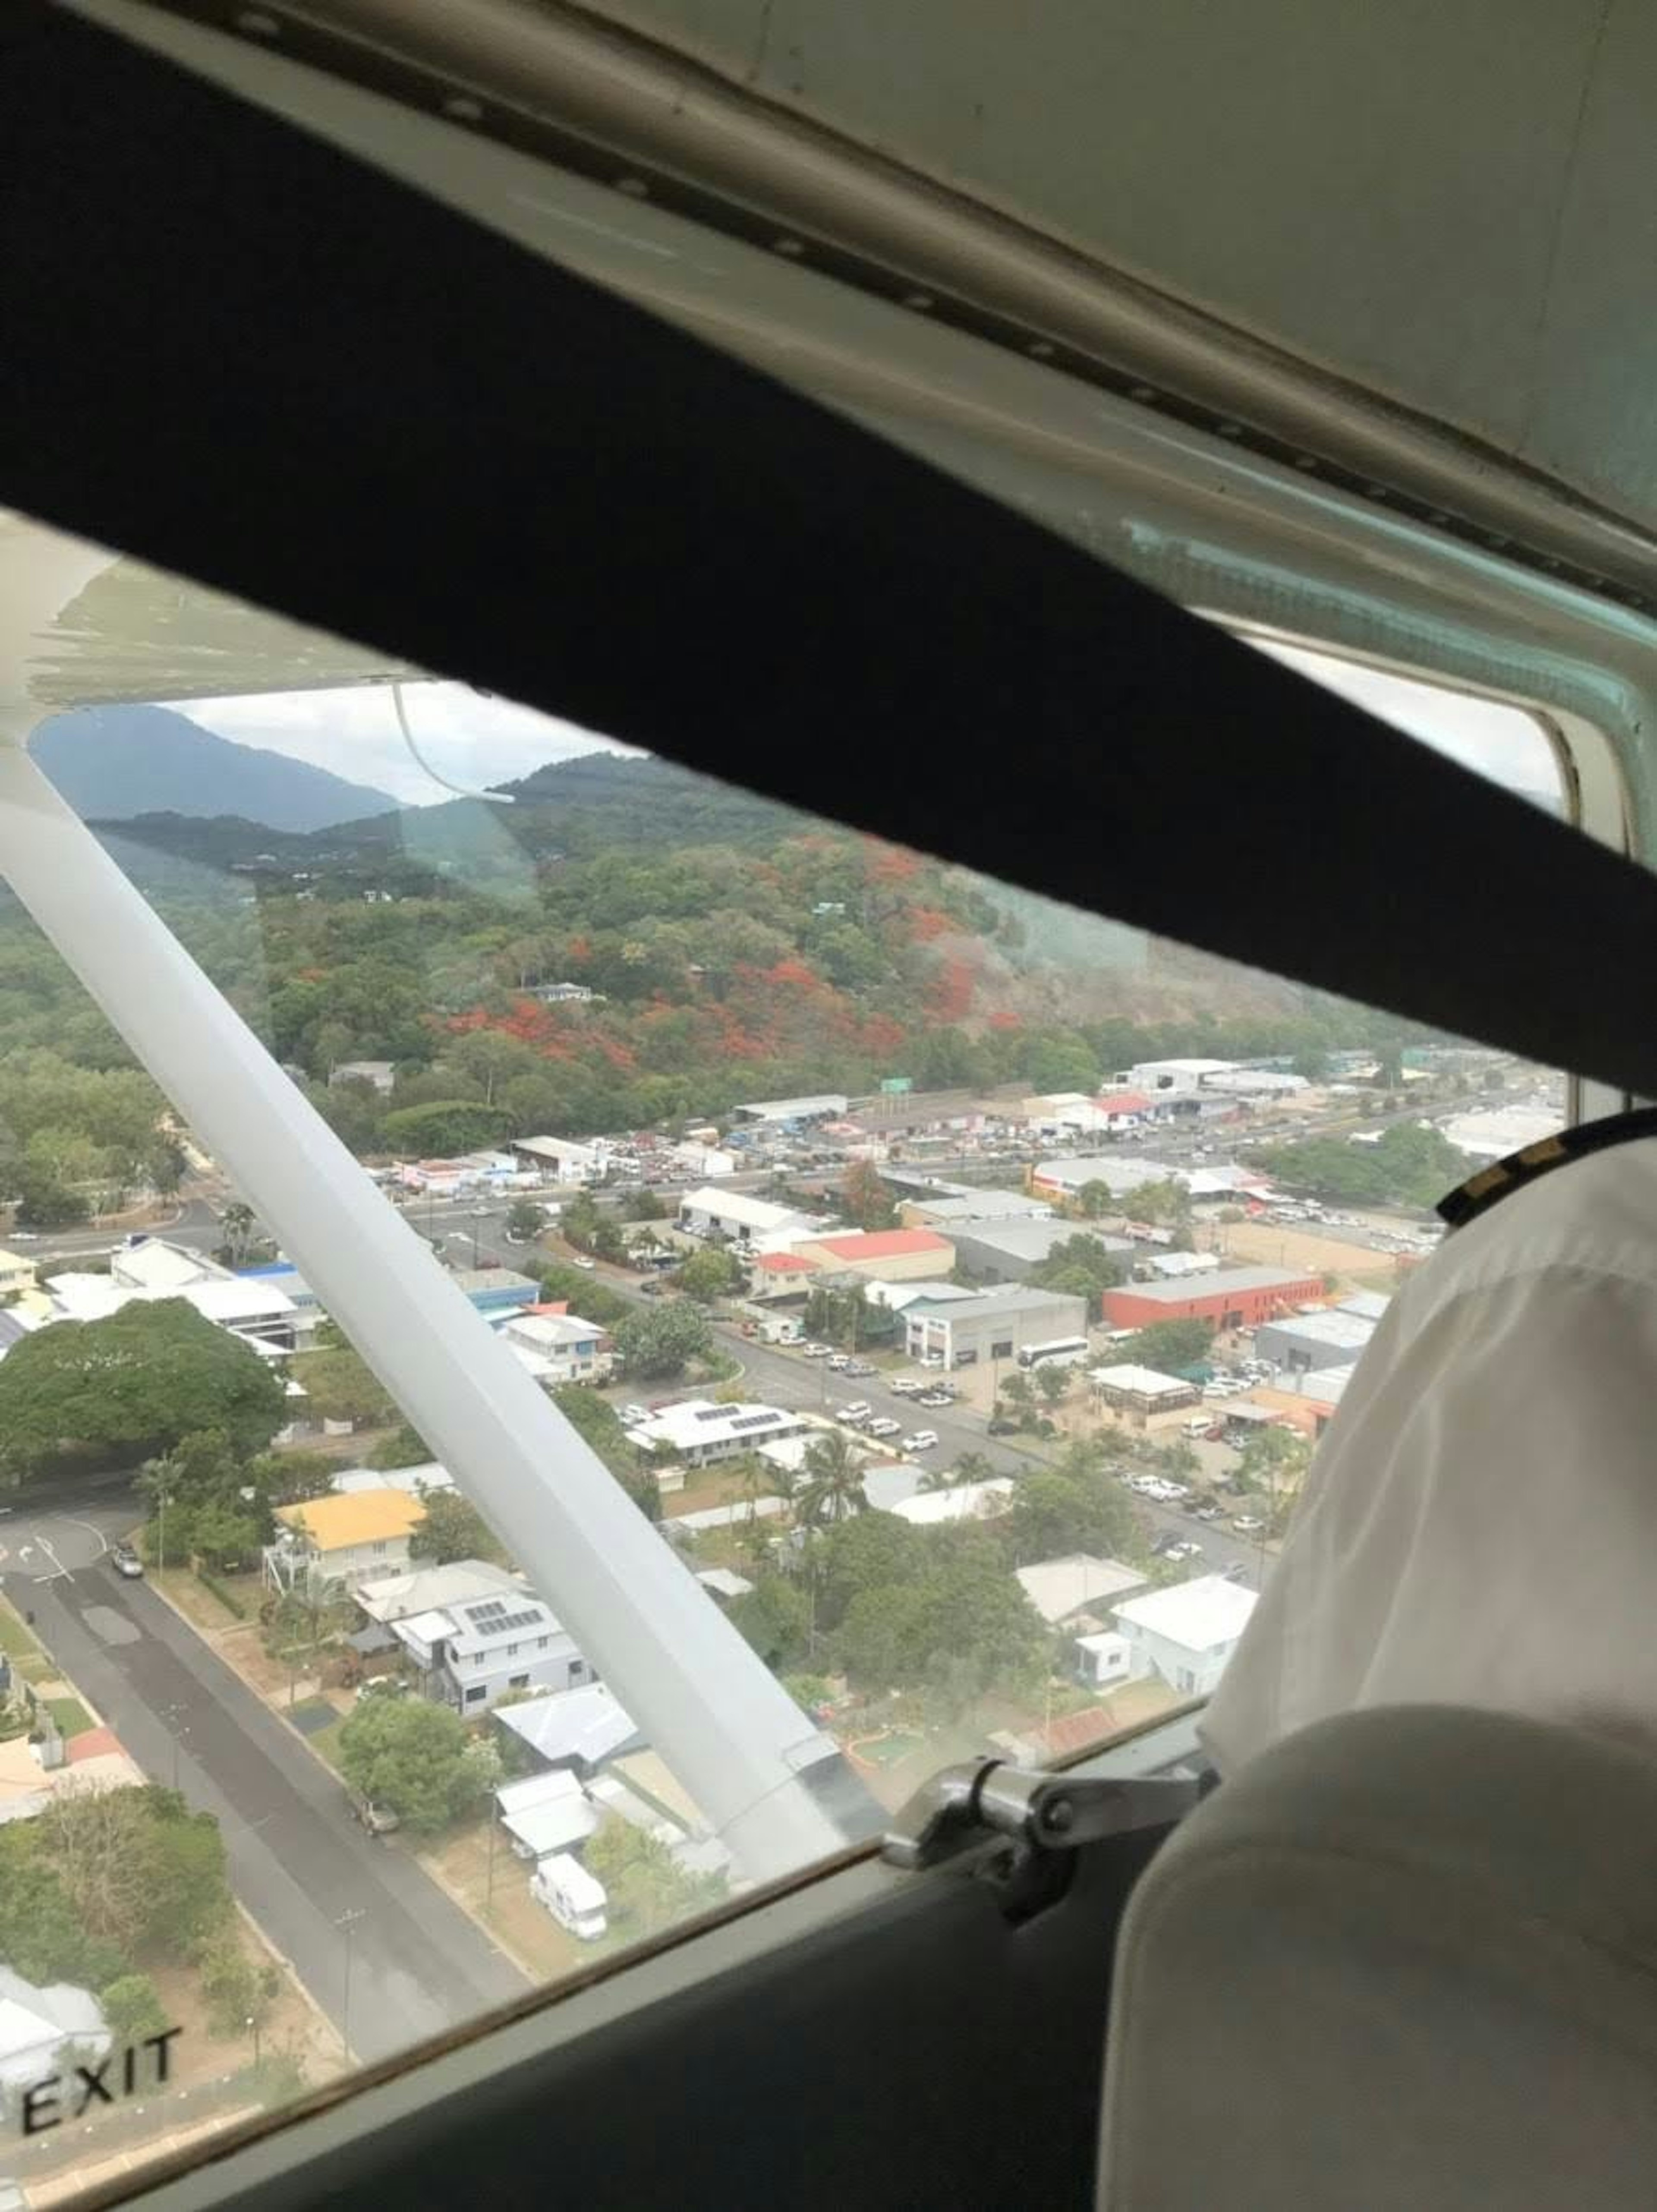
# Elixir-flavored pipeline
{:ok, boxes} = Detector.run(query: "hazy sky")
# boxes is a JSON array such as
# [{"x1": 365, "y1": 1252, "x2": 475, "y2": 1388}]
[
  {"x1": 1256, "y1": 641, "x2": 1560, "y2": 803},
  {"x1": 178, "y1": 645, "x2": 1559, "y2": 811},
  {"x1": 180, "y1": 683, "x2": 638, "y2": 806}
]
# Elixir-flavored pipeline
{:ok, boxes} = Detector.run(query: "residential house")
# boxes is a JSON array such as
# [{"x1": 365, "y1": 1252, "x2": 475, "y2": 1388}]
[
  {"x1": 748, "y1": 1251, "x2": 822, "y2": 1301},
  {"x1": 0, "y1": 1969, "x2": 111, "y2": 2096},
  {"x1": 1015, "y1": 1554, "x2": 1146, "y2": 1628},
  {"x1": 892, "y1": 1478, "x2": 1015, "y2": 1526},
  {"x1": 500, "y1": 1308, "x2": 613, "y2": 1384},
  {"x1": 353, "y1": 1556, "x2": 524, "y2": 1626},
  {"x1": 493, "y1": 1768, "x2": 599, "y2": 1859},
  {"x1": 396, "y1": 1588, "x2": 590, "y2": 1713},
  {"x1": 625, "y1": 1399, "x2": 811, "y2": 1470},
  {"x1": 449, "y1": 1266, "x2": 540, "y2": 1320},
  {"x1": 268, "y1": 1489, "x2": 426, "y2": 1594},
  {"x1": 1111, "y1": 1575, "x2": 1259, "y2": 1698},
  {"x1": 0, "y1": 1248, "x2": 35, "y2": 1299},
  {"x1": 494, "y1": 1683, "x2": 642, "y2": 1777}
]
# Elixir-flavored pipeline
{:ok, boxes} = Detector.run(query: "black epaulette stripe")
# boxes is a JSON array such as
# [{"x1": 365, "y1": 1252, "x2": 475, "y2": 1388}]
[{"x1": 1437, "y1": 1103, "x2": 1657, "y2": 1231}]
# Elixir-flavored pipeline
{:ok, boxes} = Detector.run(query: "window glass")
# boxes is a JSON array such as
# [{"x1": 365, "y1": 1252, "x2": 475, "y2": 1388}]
[{"x1": 0, "y1": 522, "x2": 1567, "y2": 2198}]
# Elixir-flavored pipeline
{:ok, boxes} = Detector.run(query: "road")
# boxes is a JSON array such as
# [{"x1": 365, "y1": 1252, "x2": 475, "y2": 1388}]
[
  {"x1": 426, "y1": 1200, "x2": 1275, "y2": 1589},
  {"x1": 3, "y1": 1489, "x2": 528, "y2": 2064}
]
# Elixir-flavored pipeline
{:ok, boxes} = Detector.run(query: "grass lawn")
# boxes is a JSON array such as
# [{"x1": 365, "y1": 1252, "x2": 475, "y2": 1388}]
[
  {"x1": 44, "y1": 1695, "x2": 92, "y2": 1738},
  {"x1": 0, "y1": 1594, "x2": 52, "y2": 1683},
  {"x1": 286, "y1": 1698, "x2": 347, "y2": 1769}
]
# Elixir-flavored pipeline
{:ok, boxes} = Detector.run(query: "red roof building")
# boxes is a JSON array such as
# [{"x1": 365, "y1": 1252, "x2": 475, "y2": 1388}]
[
  {"x1": 791, "y1": 1227, "x2": 956, "y2": 1282},
  {"x1": 1093, "y1": 1090, "x2": 1154, "y2": 1119},
  {"x1": 1100, "y1": 1266, "x2": 1325, "y2": 1332}
]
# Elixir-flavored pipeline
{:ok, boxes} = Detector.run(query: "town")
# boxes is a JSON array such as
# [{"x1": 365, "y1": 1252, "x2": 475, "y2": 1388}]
[{"x1": 0, "y1": 754, "x2": 1563, "y2": 2199}]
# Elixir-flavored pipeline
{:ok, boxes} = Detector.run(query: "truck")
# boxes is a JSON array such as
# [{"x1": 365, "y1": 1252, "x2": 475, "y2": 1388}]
[{"x1": 531, "y1": 1853, "x2": 608, "y2": 1942}]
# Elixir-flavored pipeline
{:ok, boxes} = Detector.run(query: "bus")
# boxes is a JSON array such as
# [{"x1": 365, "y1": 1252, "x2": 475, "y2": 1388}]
[{"x1": 1015, "y1": 1336, "x2": 1093, "y2": 1372}]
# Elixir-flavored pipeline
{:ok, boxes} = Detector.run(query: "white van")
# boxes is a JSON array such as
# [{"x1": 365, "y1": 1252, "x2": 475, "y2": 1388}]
[{"x1": 531, "y1": 1853, "x2": 608, "y2": 1942}]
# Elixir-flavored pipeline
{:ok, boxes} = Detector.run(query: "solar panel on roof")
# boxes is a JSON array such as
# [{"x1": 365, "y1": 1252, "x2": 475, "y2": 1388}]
[{"x1": 466, "y1": 1600, "x2": 509, "y2": 1626}]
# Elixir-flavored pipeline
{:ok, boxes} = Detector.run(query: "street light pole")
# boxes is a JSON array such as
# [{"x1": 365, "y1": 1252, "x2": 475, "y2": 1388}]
[{"x1": 335, "y1": 1908, "x2": 364, "y2": 2058}]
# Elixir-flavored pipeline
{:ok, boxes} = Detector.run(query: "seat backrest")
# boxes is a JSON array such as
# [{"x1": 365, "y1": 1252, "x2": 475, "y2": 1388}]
[{"x1": 1099, "y1": 1704, "x2": 1657, "y2": 2211}]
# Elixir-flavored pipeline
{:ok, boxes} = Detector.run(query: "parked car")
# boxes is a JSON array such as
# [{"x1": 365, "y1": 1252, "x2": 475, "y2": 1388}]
[
  {"x1": 1190, "y1": 1502, "x2": 1224, "y2": 1523},
  {"x1": 901, "y1": 1429, "x2": 939, "y2": 1453},
  {"x1": 888, "y1": 1377, "x2": 924, "y2": 1396},
  {"x1": 868, "y1": 1416, "x2": 902, "y2": 1439},
  {"x1": 826, "y1": 1352, "x2": 850, "y2": 1371},
  {"x1": 1150, "y1": 1531, "x2": 1182, "y2": 1557},
  {"x1": 800, "y1": 1342, "x2": 831, "y2": 1359},
  {"x1": 844, "y1": 1360, "x2": 877, "y2": 1377},
  {"x1": 620, "y1": 1404, "x2": 649, "y2": 1425},
  {"x1": 570, "y1": 1254, "x2": 596, "y2": 1270},
  {"x1": 838, "y1": 1401, "x2": 873, "y2": 1423},
  {"x1": 1232, "y1": 1514, "x2": 1267, "y2": 1535},
  {"x1": 1163, "y1": 1540, "x2": 1203, "y2": 1564},
  {"x1": 1220, "y1": 1561, "x2": 1249, "y2": 1583},
  {"x1": 109, "y1": 1541, "x2": 144, "y2": 1579},
  {"x1": 916, "y1": 1391, "x2": 953, "y2": 1409},
  {"x1": 348, "y1": 1791, "x2": 401, "y2": 1836}
]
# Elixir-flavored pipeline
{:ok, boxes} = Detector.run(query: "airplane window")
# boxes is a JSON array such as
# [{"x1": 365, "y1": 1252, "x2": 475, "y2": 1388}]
[{"x1": 0, "y1": 518, "x2": 1569, "y2": 2200}]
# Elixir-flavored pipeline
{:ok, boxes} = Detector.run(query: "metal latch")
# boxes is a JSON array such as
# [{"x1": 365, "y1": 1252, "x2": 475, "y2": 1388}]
[{"x1": 884, "y1": 1758, "x2": 1201, "y2": 1887}]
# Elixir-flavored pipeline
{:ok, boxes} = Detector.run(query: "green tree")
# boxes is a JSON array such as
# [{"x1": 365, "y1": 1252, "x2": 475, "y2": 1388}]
[
  {"x1": 365, "y1": 1421, "x2": 434, "y2": 1470},
  {"x1": 615, "y1": 1301, "x2": 714, "y2": 1380},
  {"x1": 584, "y1": 1821, "x2": 725, "y2": 1941},
  {"x1": 337, "y1": 1698, "x2": 498, "y2": 1834},
  {"x1": 540, "y1": 1265, "x2": 630, "y2": 1327},
  {"x1": 195, "y1": 1933, "x2": 279, "y2": 2038},
  {"x1": 0, "y1": 1302, "x2": 287, "y2": 1487},
  {"x1": 1118, "y1": 1317, "x2": 1216, "y2": 1373},
  {"x1": 728, "y1": 1575, "x2": 810, "y2": 1670},
  {"x1": 14, "y1": 1163, "x2": 89, "y2": 1228},
  {"x1": 675, "y1": 1247, "x2": 743, "y2": 1303},
  {"x1": 797, "y1": 1427, "x2": 866, "y2": 1528},
  {"x1": 100, "y1": 1973, "x2": 170, "y2": 2045},
  {"x1": 504, "y1": 1196, "x2": 546, "y2": 1241},
  {"x1": 551, "y1": 1383, "x2": 661, "y2": 1522},
  {"x1": 841, "y1": 1159, "x2": 897, "y2": 1231},
  {"x1": 811, "y1": 1509, "x2": 923, "y2": 1635},
  {"x1": 247, "y1": 1447, "x2": 339, "y2": 1504},
  {"x1": 0, "y1": 1828, "x2": 125, "y2": 1989},
  {"x1": 1121, "y1": 1179, "x2": 1193, "y2": 1228},
  {"x1": 1076, "y1": 1179, "x2": 1117, "y2": 1220},
  {"x1": 1005, "y1": 1453, "x2": 1141, "y2": 1563},
  {"x1": 408, "y1": 1482, "x2": 505, "y2": 1566},
  {"x1": 380, "y1": 1101, "x2": 512, "y2": 1156},
  {"x1": 1027, "y1": 1232, "x2": 1128, "y2": 1317},
  {"x1": 1034, "y1": 1364, "x2": 1072, "y2": 1407},
  {"x1": 216, "y1": 1201, "x2": 260, "y2": 1266}
]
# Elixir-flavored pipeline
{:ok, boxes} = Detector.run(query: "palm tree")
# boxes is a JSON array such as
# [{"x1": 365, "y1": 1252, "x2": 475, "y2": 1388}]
[
  {"x1": 734, "y1": 1454, "x2": 771, "y2": 1528},
  {"x1": 951, "y1": 1449, "x2": 993, "y2": 1487},
  {"x1": 797, "y1": 1428, "x2": 866, "y2": 1528}
]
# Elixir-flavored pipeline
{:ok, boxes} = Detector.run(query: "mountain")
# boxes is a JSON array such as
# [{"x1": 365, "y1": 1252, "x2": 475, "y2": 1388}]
[{"x1": 32, "y1": 704, "x2": 399, "y2": 832}]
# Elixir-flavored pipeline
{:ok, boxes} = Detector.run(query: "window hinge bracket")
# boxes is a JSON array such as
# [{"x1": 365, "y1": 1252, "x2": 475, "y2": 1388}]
[{"x1": 883, "y1": 1757, "x2": 1200, "y2": 1884}]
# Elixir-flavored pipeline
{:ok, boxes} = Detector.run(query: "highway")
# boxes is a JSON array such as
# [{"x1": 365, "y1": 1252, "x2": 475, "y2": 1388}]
[{"x1": 4, "y1": 1488, "x2": 528, "y2": 2065}]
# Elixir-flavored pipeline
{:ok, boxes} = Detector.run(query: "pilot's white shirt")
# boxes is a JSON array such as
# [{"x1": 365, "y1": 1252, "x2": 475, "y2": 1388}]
[{"x1": 1201, "y1": 1131, "x2": 1657, "y2": 1774}]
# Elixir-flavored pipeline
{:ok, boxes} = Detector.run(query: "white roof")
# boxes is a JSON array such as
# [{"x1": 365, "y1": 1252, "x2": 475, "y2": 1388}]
[
  {"x1": 1093, "y1": 1364, "x2": 1196, "y2": 1398},
  {"x1": 861, "y1": 1278, "x2": 979, "y2": 1311},
  {"x1": 1260, "y1": 1308, "x2": 1375, "y2": 1352},
  {"x1": 502, "y1": 1793, "x2": 599, "y2": 1860},
  {"x1": 627, "y1": 1398, "x2": 806, "y2": 1454},
  {"x1": 496, "y1": 1684, "x2": 640, "y2": 1768},
  {"x1": 893, "y1": 1478, "x2": 1015, "y2": 1525},
  {"x1": 0, "y1": 1970, "x2": 108, "y2": 2084},
  {"x1": 1130, "y1": 1058, "x2": 1237, "y2": 1079},
  {"x1": 1143, "y1": 1250, "x2": 1222, "y2": 1277},
  {"x1": 353, "y1": 1557, "x2": 523, "y2": 1625},
  {"x1": 696, "y1": 1567, "x2": 756, "y2": 1599},
  {"x1": 1016, "y1": 1555, "x2": 1145, "y2": 1624},
  {"x1": 506, "y1": 1312, "x2": 605, "y2": 1350},
  {"x1": 112, "y1": 1238, "x2": 227, "y2": 1291},
  {"x1": 1339, "y1": 1290, "x2": 1392, "y2": 1321},
  {"x1": 1114, "y1": 1574, "x2": 1258, "y2": 1654},
  {"x1": 444, "y1": 1589, "x2": 566, "y2": 1659},
  {"x1": 1440, "y1": 1106, "x2": 1564, "y2": 1163},
  {"x1": 180, "y1": 1277, "x2": 298, "y2": 1324},
  {"x1": 496, "y1": 1766, "x2": 589, "y2": 1818},
  {"x1": 734, "y1": 1093, "x2": 848, "y2": 1121},
  {"x1": 335, "y1": 1461, "x2": 455, "y2": 1498},
  {"x1": 679, "y1": 1186, "x2": 812, "y2": 1232},
  {"x1": 861, "y1": 1464, "x2": 924, "y2": 1511}
]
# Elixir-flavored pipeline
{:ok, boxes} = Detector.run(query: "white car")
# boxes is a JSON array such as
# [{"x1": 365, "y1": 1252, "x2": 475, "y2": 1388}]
[
  {"x1": 801, "y1": 1342, "x2": 831, "y2": 1359},
  {"x1": 838, "y1": 1401, "x2": 873, "y2": 1423},
  {"x1": 826, "y1": 1352, "x2": 850, "y2": 1371},
  {"x1": 867, "y1": 1416, "x2": 902, "y2": 1439},
  {"x1": 888, "y1": 1377, "x2": 924, "y2": 1397},
  {"x1": 901, "y1": 1430, "x2": 939, "y2": 1453},
  {"x1": 620, "y1": 1404, "x2": 649, "y2": 1425},
  {"x1": 570, "y1": 1254, "x2": 596, "y2": 1270},
  {"x1": 1232, "y1": 1514, "x2": 1267, "y2": 1535}
]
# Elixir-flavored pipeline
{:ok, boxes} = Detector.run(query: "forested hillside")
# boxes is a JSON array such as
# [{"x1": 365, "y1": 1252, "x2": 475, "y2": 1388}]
[{"x1": 0, "y1": 752, "x2": 1431, "y2": 1187}]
